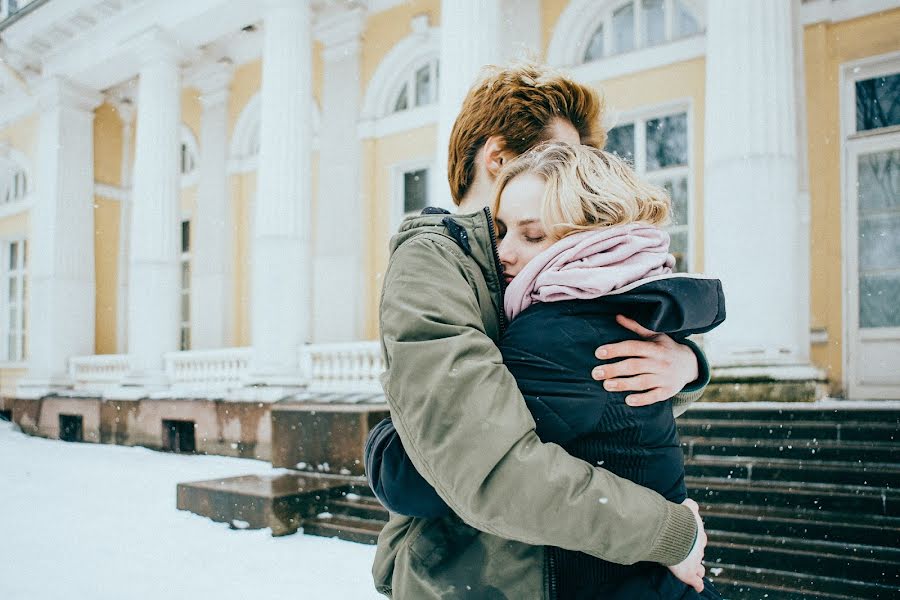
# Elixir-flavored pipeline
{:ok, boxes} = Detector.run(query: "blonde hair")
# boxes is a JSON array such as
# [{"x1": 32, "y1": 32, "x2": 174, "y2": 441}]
[{"x1": 492, "y1": 141, "x2": 671, "y2": 240}]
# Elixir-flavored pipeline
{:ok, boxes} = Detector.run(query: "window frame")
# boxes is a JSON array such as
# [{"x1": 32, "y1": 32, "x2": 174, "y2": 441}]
[
  {"x1": 179, "y1": 218, "x2": 192, "y2": 352},
  {"x1": 389, "y1": 57, "x2": 439, "y2": 117},
  {"x1": 839, "y1": 50, "x2": 900, "y2": 398},
  {"x1": 580, "y1": 0, "x2": 701, "y2": 65},
  {"x1": 1, "y1": 237, "x2": 27, "y2": 365},
  {"x1": 605, "y1": 101, "x2": 695, "y2": 272},
  {"x1": 391, "y1": 158, "x2": 435, "y2": 233}
]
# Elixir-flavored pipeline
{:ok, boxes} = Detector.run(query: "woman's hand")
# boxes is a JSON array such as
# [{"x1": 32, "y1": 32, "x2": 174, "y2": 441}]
[
  {"x1": 591, "y1": 315, "x2": 700, "y2": 406},
  {"x1": 668, "y1": 498, "x2": 707, "y2": 592}
]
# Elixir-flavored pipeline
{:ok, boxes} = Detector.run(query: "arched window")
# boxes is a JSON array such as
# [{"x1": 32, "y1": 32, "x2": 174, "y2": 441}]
[
  {"x1": 391, "y1": 58, "x2": 439, "y2": 115},
  {"x1": 581, "y1": 0, "x2": 700, "y2": 63}
]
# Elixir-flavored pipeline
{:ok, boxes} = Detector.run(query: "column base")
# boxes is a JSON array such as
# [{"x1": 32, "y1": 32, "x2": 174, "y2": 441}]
[{"x1": 704, "y1": 364, "x2": 828, "y2": 403}]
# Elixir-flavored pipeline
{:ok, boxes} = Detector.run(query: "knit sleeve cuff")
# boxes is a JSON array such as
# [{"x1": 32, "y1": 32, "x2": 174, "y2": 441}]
[{"x1": 645, "y1": 501, "x2": 698, "y2": 566}]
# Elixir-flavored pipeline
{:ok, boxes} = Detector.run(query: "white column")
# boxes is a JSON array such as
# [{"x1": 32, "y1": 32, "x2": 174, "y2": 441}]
[
  {"x1": 20, "y1": 78, "x2": 103, "y2": 393},
  {"x1": 190, "y1": 62, "x2": 233, "y2": 350},
  {"x1": 703, "y1": 0, "x2": 809, "y2": 367},
  {"x1": 127, "y1": 31, "x2": 184, "y2": 375},
  {"x1": 114, "y1": 98, "x2": 135, "y2": 354},
  {"x1": 434, "y1": 0, "x2": 502, "y2": 206},
  {"x1": 251, "y1": 0, "x2": 313, "y2": 377},
  {"x1": 313, "y1": 9, "x2": 365, "y2": 343}
]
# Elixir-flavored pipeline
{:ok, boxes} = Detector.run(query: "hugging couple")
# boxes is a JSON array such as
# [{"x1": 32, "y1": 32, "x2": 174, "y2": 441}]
[{"x1": 364, "y1": 63, "x2": 726, "y2": 600}]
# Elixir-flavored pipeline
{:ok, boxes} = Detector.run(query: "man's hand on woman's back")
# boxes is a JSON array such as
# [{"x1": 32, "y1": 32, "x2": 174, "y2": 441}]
[
  {"x1": 591, "y1": 314, "x2": 700, "y2": 406},
  {"x1": 668, "y1": 498, "x2": 707, "y2": 593}
]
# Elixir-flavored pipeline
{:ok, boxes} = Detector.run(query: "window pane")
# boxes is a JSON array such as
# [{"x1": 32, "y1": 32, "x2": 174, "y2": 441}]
[
  {"x1": 646, "y1": 113, "x2": 688, "y2": 170},
  {"x1": 181, "y1": 261, "x2": 191, "y2": 290},
  {"x1": 180, "y1": 327, "x2": 191, "y2": 352},
  {"x1": 855, "y1": 72, "x2": 900, "y2": 132},
  {"x1": 612, "y1": 2, "x2": 635, "y2": 54},
  {"x1": 860, "y1": 273, "x2": 900, "y2": 328},
  {"x1": 181, "y1": 220, "x2": 190, "y2": 253},
  {"x1": 668, "y1": 229, "x2": 688, "y2": 273},
  {"x1": 403, "y1": 169, "x2": 428, "y2": 214},
  {"x1": 181, "y1": 292, "x2": 190, "y2": 321},
  {"x1": 8, "y1": 277, "x2": 15, "y2": 302},
  {"x1": 676, "y1": 0, "x2": 699, "y2": 37},
  {"x1": 22, "y1": 240, "x2": 26, "y2": 267},
  {"x1": 415, "y1": 64, "x2": 433, "y2": 106},
  {"x1": 9, "y1": 242, "x2": 17, "y2": 270},
  {"x1": 662, "y1": 177, "x2": 689, "y2": 226},
  {"x1": 9, "y1": 306, "x2": 16, "y2": 331},
  {"x1": 858, "y1": 214, "x2": 900, "y2": 272},
  {"x1": 858, "y1": 149, "x2": 900, "y2": 213},
  {"x1": 605, "y1": 124, "x2": 635, "y2": 162},
  {"x1": 642, "y1": 0, "x2": 665, "y2": 46},
  {"x1": 584, "y1": 24, "x2": 604, "y2": 62},
  {"x1": 8, "y1": 334, "x2": 15, "y2": 361},
  {"x1": 393, "y1": 84, "x2": 409, "y2": 113}
]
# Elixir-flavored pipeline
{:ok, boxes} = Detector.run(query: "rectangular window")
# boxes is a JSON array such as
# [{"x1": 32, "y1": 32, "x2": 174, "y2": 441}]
[
  {"x1": 180, "y1": 220, "x2": 191, "y2": 351},
  {"x1": 606, "y1": 110, "x2": 691, "y2": 272},
  {"x1": 855, "y1": 72, "x2": 900, "y2": 133},
  {"x1": 403, "y1": 169, "x2": 429, "y2": 215},
  {"x1": 3, "y1": 239, "x2": 26, "y2": 361}
]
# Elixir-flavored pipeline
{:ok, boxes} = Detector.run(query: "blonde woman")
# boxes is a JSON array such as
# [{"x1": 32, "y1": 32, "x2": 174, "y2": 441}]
[{"x1": 369, "y1": 142, "x2": 725, "y2": 599}]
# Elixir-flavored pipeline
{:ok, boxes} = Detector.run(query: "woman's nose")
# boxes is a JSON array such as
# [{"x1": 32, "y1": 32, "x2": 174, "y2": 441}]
[{"x1": 497, "y1": 239, "x2": 515, "y2": 267}]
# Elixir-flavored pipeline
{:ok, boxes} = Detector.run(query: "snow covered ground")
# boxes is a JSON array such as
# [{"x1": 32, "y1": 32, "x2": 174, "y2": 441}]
[{"x1": 0, "y1": 420, "x2": 382, "y2": 600}]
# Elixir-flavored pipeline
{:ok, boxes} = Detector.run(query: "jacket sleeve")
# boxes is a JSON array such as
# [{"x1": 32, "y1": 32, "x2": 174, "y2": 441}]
[
  {"x1": 379, "y1": 236, "x2": 697, "y2": 566},
  {"x1": 365, "y1": 417, "x2": 451, "y2": 518},
  {"x1": 671, "y1": 338, "x2": 710, "y2": 419}
]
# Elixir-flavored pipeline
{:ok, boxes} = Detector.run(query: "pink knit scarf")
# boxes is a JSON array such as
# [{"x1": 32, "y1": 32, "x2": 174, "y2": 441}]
[{"x1": 503, "y1": 224, "x2": 676, "y2": 321}]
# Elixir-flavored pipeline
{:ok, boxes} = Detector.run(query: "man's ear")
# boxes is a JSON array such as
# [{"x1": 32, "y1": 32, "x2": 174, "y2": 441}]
[{"x1": 483, "y1": 135, "x2": 513, "y2": 178}]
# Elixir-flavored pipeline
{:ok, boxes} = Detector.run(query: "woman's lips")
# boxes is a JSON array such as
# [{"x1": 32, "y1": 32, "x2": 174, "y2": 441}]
[{"x1": 503, "y1": 274, "x2": 515, "y2": 285}]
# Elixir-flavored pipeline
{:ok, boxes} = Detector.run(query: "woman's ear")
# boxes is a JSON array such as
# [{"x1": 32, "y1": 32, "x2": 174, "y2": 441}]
[{"x1": 483, "y1": 136, "x2": 512, "y2": 178}]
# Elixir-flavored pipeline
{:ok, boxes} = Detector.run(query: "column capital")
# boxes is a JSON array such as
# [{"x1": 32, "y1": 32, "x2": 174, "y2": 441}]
[
  {"x1": 36, "y1": 77, "x2": 103, "y2": 113},
  {"x1": 185, "y1": 60, "x2": 234, "y2": 106},
  {"x1": 315, "y1": 7, "x2": 365, "y2": 61}
]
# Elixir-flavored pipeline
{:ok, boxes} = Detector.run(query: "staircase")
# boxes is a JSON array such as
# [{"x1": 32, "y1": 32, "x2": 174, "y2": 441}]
[
  {"x1": 682, "y1": 404, "x2": 900, "y2": 600},
  {"x1": 302, "y1": 403, "x2": 900, "y2": 600},
  {"x1": 301, "y1": 482, "x2": 386, "y2": 545}
]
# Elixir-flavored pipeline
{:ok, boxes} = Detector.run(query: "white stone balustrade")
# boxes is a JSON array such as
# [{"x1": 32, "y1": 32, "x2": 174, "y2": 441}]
[
  {"x1": 69, "y1": 354, "x2": 133, "y2": 392},
  {"x1": 163, "y1": 347, "x2": 253, "y2": 392},
  {"x1": 298, "y1": 342, "x2": 383, "y2": 394}
]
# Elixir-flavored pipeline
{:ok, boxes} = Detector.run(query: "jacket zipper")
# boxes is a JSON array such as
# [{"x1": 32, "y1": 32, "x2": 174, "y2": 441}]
[
  {"x1": 545, "y1": 547, "x2": 559, "y2": 600},
  {"x1": 483, "y1": 206, "x2": 508, "y2": 336}
]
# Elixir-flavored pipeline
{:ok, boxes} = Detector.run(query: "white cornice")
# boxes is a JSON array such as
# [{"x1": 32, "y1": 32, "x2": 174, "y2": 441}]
[
  {"x1": 94, "y1": 183, "x2": 127, "y2": 202},
  {"x1": 801, "y1": 0, "x2": 900, "y2": 25},
  {"x1": 315, "y1": 6, "x2": 365, "y2": 61}
]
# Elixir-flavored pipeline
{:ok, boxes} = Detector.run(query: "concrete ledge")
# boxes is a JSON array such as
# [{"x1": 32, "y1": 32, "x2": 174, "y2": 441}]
[{"x1": 176, "y1": 473, "x2": 350, "y2": 536}]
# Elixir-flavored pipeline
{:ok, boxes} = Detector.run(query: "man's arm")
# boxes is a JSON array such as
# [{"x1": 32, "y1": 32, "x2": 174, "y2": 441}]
[{"x1": 379, "y1": 236, "x2": 697, "y2": 566}]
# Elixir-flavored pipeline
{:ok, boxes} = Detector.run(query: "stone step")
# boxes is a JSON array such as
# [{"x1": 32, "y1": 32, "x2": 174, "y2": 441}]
[
  {"x1": 328, "y1": 496, "x2": 389, "y2": 522},
  {"x1": 678, "y1": 419, "x2": 899, "y2": 443},
  {"x1": 708, "y1": 563, "x2": 900, "y2": 600},
  {"x1": 708, "y1": 530, "x2": 900, "y2": 565},
  {"x1": 706, "y1": 539, "x2": 898, "y2": 586},
  {"x1": 686, "y1": 476, "x2": 899, "y2": 516},
  {"x1": 701, "y1": 505, "x2": 900, "y2": 548},
  {"x1": 684, "y1": 455, "x2": 900, "y2": 489},
  {"x1": 302, "y1": 515, "x2": 382, "y2": 545},
  {"x1": 681, "y1": 436, "x2": 899, "y2": 462},
  {"x1": 685, "y1": 407, "x2": 900, "y2": 424}
]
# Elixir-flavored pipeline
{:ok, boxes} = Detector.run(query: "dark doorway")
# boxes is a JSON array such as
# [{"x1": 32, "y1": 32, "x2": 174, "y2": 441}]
[
  {"x1": 162, "y1": 420, "x2": 196, "y2": 453},
  {"x1": 0, "y1": 410, "x2": 11, "y2": 422},
  {"x1": 59, "y1": 415, "x2": 84, "y2": 442}
]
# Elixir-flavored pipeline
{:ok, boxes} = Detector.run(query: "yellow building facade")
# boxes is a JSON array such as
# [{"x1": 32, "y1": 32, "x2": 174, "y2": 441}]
[{"x1": 0, "y1": 0, "x2": 898, "y2": 402}]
